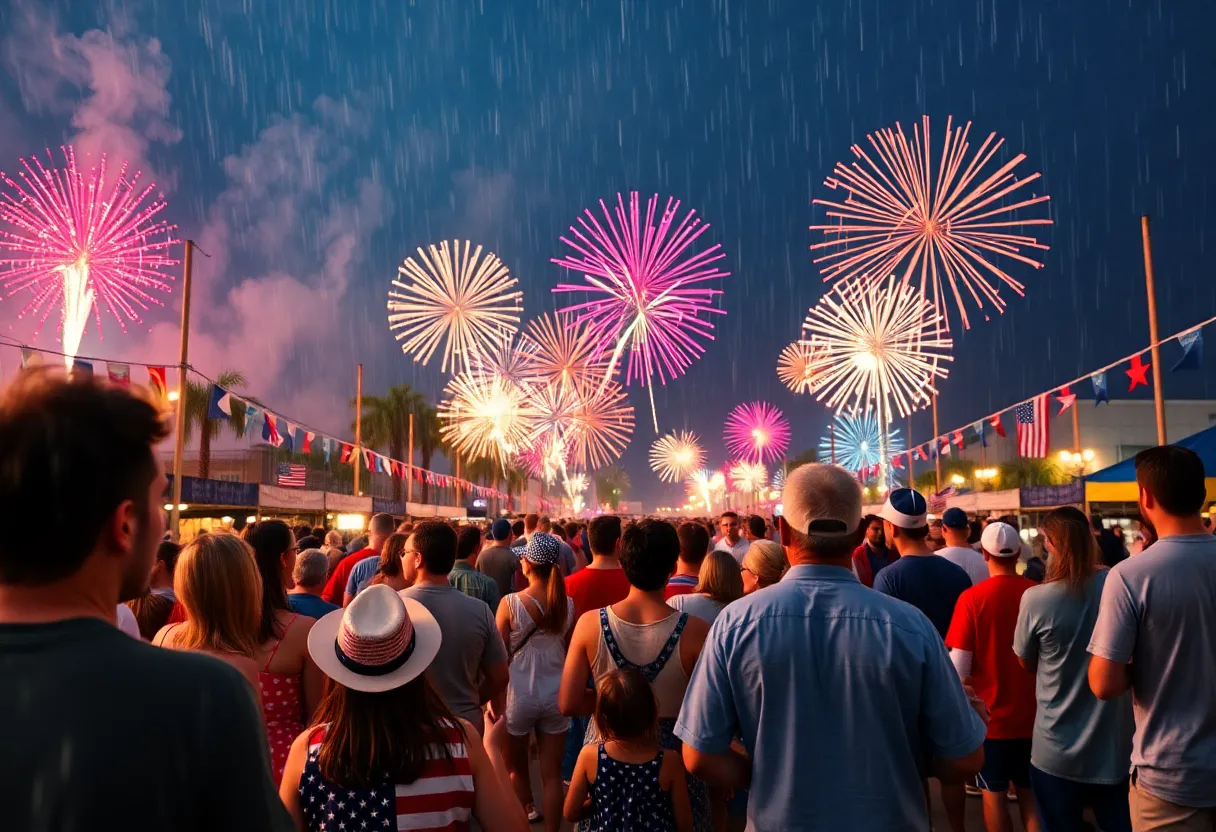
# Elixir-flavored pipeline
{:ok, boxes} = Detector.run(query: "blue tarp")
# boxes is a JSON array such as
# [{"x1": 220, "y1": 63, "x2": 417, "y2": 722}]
[{"x1": 1086, "y1": 423, "x2": 1216, "y2": 482}]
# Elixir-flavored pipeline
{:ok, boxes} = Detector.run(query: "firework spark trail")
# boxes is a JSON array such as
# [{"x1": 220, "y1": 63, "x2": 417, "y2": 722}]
[
  {"x1": 686, "y1": 468, "x2": 725, "y2": 515},
  {"x1": 565, "y1": 375, "x2": 635, "y2": 471},
  {"x1": 729, "y1": 460, "x2": 768, "y2": 495},
  {"x1": 517, "y1": 311, "x2": 613, "y2": 392},
  {"x1": 439, "y1": 366, "x2": 535, "y2": 472},
  {"x1": 776, "y1": 341, "x2": 824, "y2": 395},
  {"x1": 649, "y1": 430, "x2": 706, "y2": 483},
  {"x1": 0, "y1": 148, "x2": 177, "y2": 366},
  {"x1": 810, "y1": 115, "x2": 1052, "y2": 331},
  {"x1": 723, "y1": 401, "x2": 791, "y2": 465},
  {"x1": 552, "y1": 192, "x2": 729, "y2": 429},
  {"x1": 388, "y1": 239, "x2": 524, "y2": 375},
  {"x1": 819, "y1": 413, "x2": 905, "y2": 476},
  {"x1": 802, "y1": 275, "x2": 953, "y2": 422}
]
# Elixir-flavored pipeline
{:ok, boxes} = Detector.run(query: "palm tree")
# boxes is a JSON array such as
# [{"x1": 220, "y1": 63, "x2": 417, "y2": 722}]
[
  {"x1": 594, "y1": 466, "x2": 631, "y2": 511},
  {"x1": 353, "y1": 385, "x2": 424, "y2": 503},
  {"x1": 996, "y1": 458, "x2": 1071, "y2": 488},
  {"x1": 184, "y1": 370, "x2": 248, "y2": 480},
  {"x1": 786, "y1": 447, "x2": 819, "y2": 470}
]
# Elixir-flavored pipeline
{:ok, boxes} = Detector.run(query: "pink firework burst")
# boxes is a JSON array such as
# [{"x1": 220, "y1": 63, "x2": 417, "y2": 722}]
[
  {"x1": 551, "y1": 192, "x2": 729, "y2": 394},
  {"x1": 0, "y1": 147, "x2": 177, "y2": 357},
  {"x1": 810, "y1": 115, "x2": 1051, "y2": 331},
  {"x1": 723, "y1": 401, "x2": 790, "y2": 465}
]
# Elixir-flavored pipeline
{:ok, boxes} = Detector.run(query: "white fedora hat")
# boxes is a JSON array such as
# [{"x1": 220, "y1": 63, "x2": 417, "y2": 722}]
[{"x1": 307, "y1": 584, "x2": 441, "y2": 693}]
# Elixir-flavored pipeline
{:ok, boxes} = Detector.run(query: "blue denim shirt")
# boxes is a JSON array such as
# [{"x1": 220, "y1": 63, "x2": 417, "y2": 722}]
[{"x1": 675, "y1": 564, "x2": 986, "y2": 831}]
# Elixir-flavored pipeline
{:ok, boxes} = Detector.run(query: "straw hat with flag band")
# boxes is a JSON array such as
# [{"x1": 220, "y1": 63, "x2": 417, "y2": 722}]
[{"x1": 307, "y1": 584, "x2": 442, "y2": 693}]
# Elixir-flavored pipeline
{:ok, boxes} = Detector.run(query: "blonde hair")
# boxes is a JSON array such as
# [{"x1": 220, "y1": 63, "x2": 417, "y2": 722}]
[
  {"x1": 324, "y1": 530, "x2": 344, "y2": 548},
  {"x1": 695, "y1": 549, "x2": 745, "y2": 605},
  {"x1": 173, "y1": 532, "x2": 262, "y2": 656},
  {"x1": 742, "y1": 540, "x2": 786, "y2": 586}
]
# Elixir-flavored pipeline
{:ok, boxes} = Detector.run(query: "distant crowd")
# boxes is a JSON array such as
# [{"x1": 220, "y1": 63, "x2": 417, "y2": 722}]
[{"x1": 2, "y1": 368, "x2": 1215, "y2": 832}]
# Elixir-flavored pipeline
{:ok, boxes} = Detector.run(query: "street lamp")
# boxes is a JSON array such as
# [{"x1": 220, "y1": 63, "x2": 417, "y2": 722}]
[
  {"x1": 1059, "y1": 449, "x2": 1096, "y2": 476},
  {"x1": 950, "y1": 474, "x2": 965, "y2": 486},
  {"x1": 974, "y1": 468, "x2": 999, "y2": 489}
]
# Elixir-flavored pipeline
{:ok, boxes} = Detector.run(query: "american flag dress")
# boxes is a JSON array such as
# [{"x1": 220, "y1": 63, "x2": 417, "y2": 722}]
[{"x1": 299, "y1": 721, "x2": 475, "y2": 832}]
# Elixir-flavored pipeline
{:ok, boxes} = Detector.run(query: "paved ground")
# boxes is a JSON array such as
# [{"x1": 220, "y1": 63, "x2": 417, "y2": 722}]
[{"x1": 521, "y1": 760, "x2": 1031, "y2": 830}]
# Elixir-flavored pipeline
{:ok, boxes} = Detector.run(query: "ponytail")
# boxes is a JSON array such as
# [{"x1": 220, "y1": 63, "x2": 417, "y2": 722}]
[{"x1": 533, "y1": 562, "x2": 568, "y2": 634}]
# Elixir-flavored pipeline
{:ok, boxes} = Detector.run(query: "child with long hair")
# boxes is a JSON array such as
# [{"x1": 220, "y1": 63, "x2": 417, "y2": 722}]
[{"x1": 564, "y1": 668, "x2": 692, "y2": 831}]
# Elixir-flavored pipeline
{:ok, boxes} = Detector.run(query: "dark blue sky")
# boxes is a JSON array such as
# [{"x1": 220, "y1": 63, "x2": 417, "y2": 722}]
[{"x1": 1, "y1": 0, "x2": 1213, "y2": 507}]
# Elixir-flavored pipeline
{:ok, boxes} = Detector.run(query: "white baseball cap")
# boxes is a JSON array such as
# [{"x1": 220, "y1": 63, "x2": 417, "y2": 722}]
[
  {"x1": 781, "y1": 463, "x2": 862, "y2": 538},
  {"x1": 981, "y1": 522, "x2": 1022, "y2": 557}
]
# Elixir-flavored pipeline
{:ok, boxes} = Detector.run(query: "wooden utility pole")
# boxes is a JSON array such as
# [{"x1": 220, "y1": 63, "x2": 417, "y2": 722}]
[
  {"x1": 455, "y1": 454, "x2": 462, "y2": 505},
  {"x1": 907, "y1": 414, "x2": 914, "y2": 486},
  {"x1": 407, "y1": 411, "x2": 414, "y2": 504},
  {"x1": 1141, "y1": 215, "x2": 1168, "y2": 445},
  {"x1": 1072, "y1": 404, "x2": 1081, "y2": 453},
  {"x1": 353, "y1": 363, "x2": 363, "y2": 495},
  {"x1": 169, "y1": 240, "x2": 194, "y2": 540},
  {"x1": 932, "y1": 393, "x2": 942, "y2": 492},
  {"x1": 829, "y1": 423, "x2": 836, "y2": 464}
]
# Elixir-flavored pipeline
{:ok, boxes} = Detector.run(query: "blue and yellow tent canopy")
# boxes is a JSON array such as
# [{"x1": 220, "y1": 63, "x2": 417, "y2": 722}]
[{"x1": 1085, "y1": 423, "x2": 1216, "y2": 503}]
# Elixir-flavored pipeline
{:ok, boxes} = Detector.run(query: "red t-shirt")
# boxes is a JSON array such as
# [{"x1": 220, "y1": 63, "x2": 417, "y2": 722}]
[
  {"x1": 663, "y1": 575, "x2": 699, "y2": 600},
  {"x1": 565, "y1": 566, "x2": 631, "y2": 619},
  {"x1": 322, "y1": 548, "x2": 376, "y2": 605},
  {"x1": 945, "y1": 574, "x2": 1038, "y2": 739}
]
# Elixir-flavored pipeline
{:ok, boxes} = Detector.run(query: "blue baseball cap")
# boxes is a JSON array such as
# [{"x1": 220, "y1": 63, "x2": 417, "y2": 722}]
[
  {"x1": 491, "y1": 518, "x2": 513, "y2": 541},
  {"x1": 941, "y1": 507, "x2": 969, "y2": 529},
  {"x1": 880, "y1": 488, "x2": 929, "y2": 529}
]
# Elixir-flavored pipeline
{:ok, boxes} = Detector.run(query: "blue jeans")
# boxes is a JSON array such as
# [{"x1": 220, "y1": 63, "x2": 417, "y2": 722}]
[{"x1": 1029, "y1": 764, "x2": 1131, "y2": 832}]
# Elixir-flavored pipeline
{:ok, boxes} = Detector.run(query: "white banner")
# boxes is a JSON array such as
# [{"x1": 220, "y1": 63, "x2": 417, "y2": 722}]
[
  {"x1": 325, "y1": 492, "x2": 372, "y2": 513},
  {"x1": 259, "y1": 485, "x2": 325, "y2": 510}
]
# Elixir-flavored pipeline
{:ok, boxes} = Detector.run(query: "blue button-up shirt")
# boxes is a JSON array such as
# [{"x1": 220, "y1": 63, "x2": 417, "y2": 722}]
[{"x1": 675, "y1": 564, "x2": 986, "y2": 831}]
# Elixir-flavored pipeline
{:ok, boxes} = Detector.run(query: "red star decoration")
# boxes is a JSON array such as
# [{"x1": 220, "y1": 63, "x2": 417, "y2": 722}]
[
  {"x1": 1126, "y1": 354, "x2": 1151, "y2": 391},
  {"x1": 1056, "y1": 385, "x2": 1077, "y2": 414}
]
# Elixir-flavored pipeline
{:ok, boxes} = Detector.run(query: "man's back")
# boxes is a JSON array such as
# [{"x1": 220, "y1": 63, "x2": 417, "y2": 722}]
[
  {"x1": 322, "y1": 547, "x2": 376, "y2": 604},
  {"x1": 1089, "y1": 533, "x2": 1216, "y2": 807},
  {"x1": 873, "y1": 554, "x2": 972, "y2": 638},
  {"x1": 675, "y1": 565, "x2": 986, "y2": 830},
  {"x1": 476, "y1": 543, "x2": 518, "y2": 598},
  {"x1": 564, "y1": 563, "x2": 631, "y2": 618},
  {"x1": 0, "y1": 618, "x2": 291, "y2": 831},
  {"x1": 399, "y1": 583, "x2": 507, "y2": 724},
  {"x1": 936, "y1": 545, "x2": 989, "y2": 585}
]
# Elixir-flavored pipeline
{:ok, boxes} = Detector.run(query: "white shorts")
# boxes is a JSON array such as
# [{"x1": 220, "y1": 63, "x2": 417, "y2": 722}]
[{"x1": 506, "y1": 689, "x2": 570, "y2": 737}]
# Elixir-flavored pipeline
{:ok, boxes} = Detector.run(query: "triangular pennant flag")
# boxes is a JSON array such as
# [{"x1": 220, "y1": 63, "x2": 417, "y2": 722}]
[
  {"x1": 321, "y1": 437, "x2": 332, "y2": 464},
  {"x1": 147, "y1": 367, "x2": 167, "y2": 401},
  {"x1": 1055, "y1": 385, "x2": 1077, "y2": 415},
  {"x1": 340, "y1": 443, "x2": 353, "y2": 465},
  {"x1": 952, "y1": 430, "x2": 964, "y2": 448},
  {"x1": 892, "y1": 454, "x2": 905, "y2": 469},
  {"x1": 939, "y1": 438, "x2": 951, "y2": 457},
  {"x1": 207, "y1": 385, "x2": 232, "y2": 421},
  {"x1": 1172, "y1": 330, "x2": 1204, "y2": 372},
  {"x1": 972, "y1": 421, "x2": 988, "y2": 448},
  {"x1": 1091, "y1": 371, "x2": 1109, "y2": 406},
  {"x1": 914, "y1": 445, "x2": 927, "y2": 461},
  {"x1": 363, "y1": 448, "x2": 374, "y2": 470},
  {"x1": 263, "y1": 413, "x2": 283, "y2": 447},
  {"x1": 1126, "y1": 354, "x2": 1151, "y2": 391},
  {"x1": 71, "y1": 359, "x2": 93, "y2": 378},
  {"x1": 20, "y1": 348, "x2": 44, "y2": 369},
  {"x1": 303, "y1": 431, "x2": 315, "y2": 455},
  {"x1": 277, "y1": 421, "x2": 294, "y2": 453},
  {"x1": 107, "y1": 362, "x2": 131, "y2": 387},
  {"x1": 245, "y1": 404, "x2": 263, "y2": 438},
  {"x1": 988, "y1": 414, "x2": 1007, "y2": 438}
]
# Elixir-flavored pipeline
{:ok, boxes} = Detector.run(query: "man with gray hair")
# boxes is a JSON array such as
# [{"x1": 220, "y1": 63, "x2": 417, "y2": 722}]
[
  {"x1": 287, "y1": 549, "x2": 340, "y2": 619},
  {"x1": 675, "y1": 463, "x2": 988, "y2": 830}
]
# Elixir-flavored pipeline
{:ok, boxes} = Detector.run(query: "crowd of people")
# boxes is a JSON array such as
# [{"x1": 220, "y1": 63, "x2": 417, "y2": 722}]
[{"x1": 3, "y1": 368, "x2": 1216, "y2": 831}]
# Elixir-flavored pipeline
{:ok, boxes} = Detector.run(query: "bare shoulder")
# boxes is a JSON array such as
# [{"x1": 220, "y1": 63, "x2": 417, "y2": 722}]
[
  {"x1": 658, "y1": 749, "x2": 683, "y2": 788},
  {"x1": 578, "y1": 741, "x2": 599, "y2": 783}
]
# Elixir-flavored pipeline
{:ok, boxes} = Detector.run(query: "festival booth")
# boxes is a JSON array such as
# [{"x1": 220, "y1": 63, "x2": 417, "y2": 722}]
[
  {"x1": 164, "y1": 475, "x2": 260, "y2": 541},
  {"x1": 1084, "y1": 423, "x2": 1216, "y2": 512},
  {"x1": 406, "y1": 502, "x2": 468, "y2": 519},
  {"x1": 945, "y1": 488, "x2": 1022, "y2": 515},
  {"x1": 256, "y1": 486, "x2": 375, "y2": 530}
]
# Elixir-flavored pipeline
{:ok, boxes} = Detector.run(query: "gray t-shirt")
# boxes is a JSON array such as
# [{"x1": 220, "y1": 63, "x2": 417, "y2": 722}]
[
  {"x1": 399, "y1": 583, "x2": 508, "y2": 725},
  {"x1": 1015, "y1": 570, "x2": 1133, "y2": 784},
  {"x1": 668, "y1": 593, "x2": 726, "y2": 626},
  {"x1": 476, "y1": 543, "x2": 519, "y2": 598},
  {"x1": 1088, "y1": 533, "x2": 1216, "y2": 807}
]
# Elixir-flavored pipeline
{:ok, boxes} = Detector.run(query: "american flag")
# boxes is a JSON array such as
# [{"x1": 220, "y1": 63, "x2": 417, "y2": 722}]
[
  {"x1": 276, "y1": 462, "x2": 307, "y2": 488},
  {"x1": 1016, "y1": 395, "x2": 1050, "y2": 458}
]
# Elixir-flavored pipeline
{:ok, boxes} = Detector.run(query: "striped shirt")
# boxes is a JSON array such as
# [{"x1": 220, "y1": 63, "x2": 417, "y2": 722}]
[{"x1": 300, "y1": 721, "x2": 475, "y2": 831}]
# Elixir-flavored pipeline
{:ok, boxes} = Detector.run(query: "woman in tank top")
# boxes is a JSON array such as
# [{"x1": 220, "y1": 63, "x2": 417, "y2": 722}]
[
  {"x1": 496, "y1": 532, "x2": 575, "y2": 831},
  {"x1": 559, "y1": 519, "x2": 712, "y2": 832}
]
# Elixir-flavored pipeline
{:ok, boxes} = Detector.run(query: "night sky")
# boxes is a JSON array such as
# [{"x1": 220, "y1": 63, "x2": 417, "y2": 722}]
[{"x1": 1, "y1": 0, "x2": 1213, "y2": 507}]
